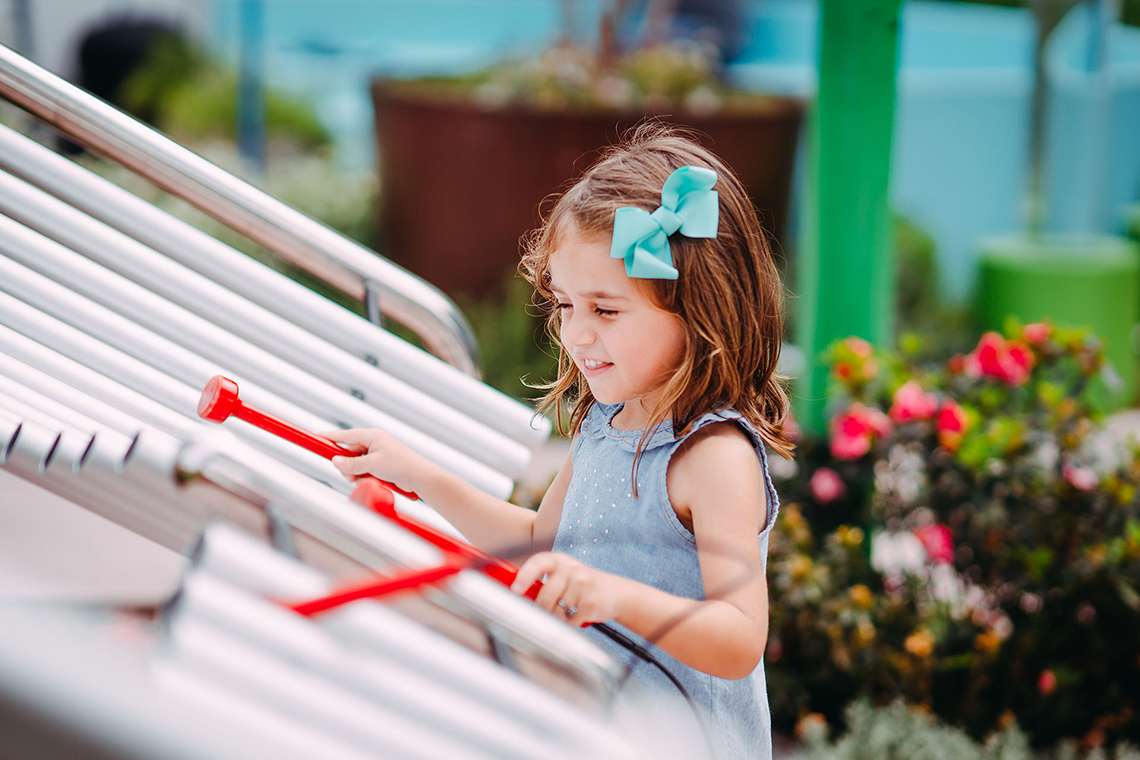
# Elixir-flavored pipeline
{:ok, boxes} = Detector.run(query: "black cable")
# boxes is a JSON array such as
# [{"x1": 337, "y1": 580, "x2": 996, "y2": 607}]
[{"x1": 593, "y1": 621, "x2": 717, "y2": 759}]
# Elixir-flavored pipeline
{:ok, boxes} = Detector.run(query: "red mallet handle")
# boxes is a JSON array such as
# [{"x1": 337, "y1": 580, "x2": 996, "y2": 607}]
[
  {"x1": 197, "y1": 375, "x2": 419, "y2": 501},
  {"x1": 351, "y1": 479, "x2": 542, "y2": 601},
  {"x1": 288, "y1": 562, "x2": 466, "y2": 617}
]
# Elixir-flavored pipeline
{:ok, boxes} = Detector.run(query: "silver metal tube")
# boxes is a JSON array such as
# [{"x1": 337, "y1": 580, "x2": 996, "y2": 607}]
[
  {"x1": 189, "y1": 523, "x2": 631, "y2": 754},
  {"x1": 0, "y1": 371, "x2": 136, "y2": 453},
  {"x1": 0, "y1": 391, "x2": 92, "y2": 472},
  {"x1": 0, "y1": 350, "x2": 173, "y2": 438},
  {"x1": 0, "y1": 407, "x2": 56, "y2": 471},
  {"x1": 0, "y1": 409, "x2": 20, "y2": 462},
  {"x1": 169, "y1": 573, "x2": 582, "y2": 760},
  {"x1": 0, "y1": 414, "x2": 209, "y2": 552},
  {"x1": 0, "y1": 335, "x2": 346, "y2": 489},
  {"x1": 0, "y1": 123, "x2": 548, "y2": 448},
  {"x1": 181, "y1": 431, "x2": 446, "y2": 572},
  {"x1": 0, "y1": 44, "x2": 482, "y2": 375},
  {"x1": 179, "y1": 437, "x2": 623, "y2": 697},
  {"x1": 151, "y1": 662, "x2": 379, "y2": 760},
  {"x1": 162, "y1": 617, "x2": 493, "y2": 760},
  {"x1": 0, "y1": 168, "x2": 537, "y2": 470},
  {"x1": 0, "y1": 234, "x2": 515, "y2": 496},
  {"x1": 0, "y1": 604, "x2": 346, "y2": 760}
]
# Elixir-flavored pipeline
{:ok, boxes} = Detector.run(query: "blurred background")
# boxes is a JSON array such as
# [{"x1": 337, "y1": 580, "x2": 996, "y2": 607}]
[{"x1": 2, "y1": 0, "x2": 1140, "y2": 757}]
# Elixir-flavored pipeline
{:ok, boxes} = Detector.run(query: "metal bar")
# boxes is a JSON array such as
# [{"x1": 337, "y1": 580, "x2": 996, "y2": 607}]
[
  {"x1": 795, "y1": 0, "x2": 902, "y2": 432},
  {"x1": 0, "y1": 334, "x2": 345, "y2": 488},
  {"x1": 169, "y1": 573, "x2": 584, "y2": 760},
  {"x1": 0, "y1": 407, "x2": 57, "y2": 471},
  {"x1": 0, "y1": 245, "x2": 513, "y2": 498},
  {"x1": 0, "y1": 371, "x2": 136, "y2": 451},
  {"x1": 0, "y1": 390, "x2": 93, "y2": 472},
  {"x1": 0, "y1": 168, "x2": 532, "y2": 475},
  {"x1": 189, "y1": 523, "x2": 630, "y2": 752},
  {"x1": 151, "y1": 662, "x2": 379, "y2": 760},
  {"x1": 0, "y1": 124, "x2": 548, "y2": 449},
  {"x1": 162, "y1": 617, "x2": 493, "y2": 760},
  {"x1": 0, "y1": 604, "x2": 342, "y2": 760},
  {"x1": 0, "y1": 44, "x2": 482, "y2": 375},
  {"x1": 179, "y1": 440, "x2": 624, "y2": 697},
  {"x1": 0, "y1": 417, "x2": 201, "y2": 550}
]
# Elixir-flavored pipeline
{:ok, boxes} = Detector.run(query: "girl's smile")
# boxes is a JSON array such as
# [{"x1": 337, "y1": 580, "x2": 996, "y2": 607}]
[{"x1": 548, "y1": 230, "x2": 686, "y2": 430}]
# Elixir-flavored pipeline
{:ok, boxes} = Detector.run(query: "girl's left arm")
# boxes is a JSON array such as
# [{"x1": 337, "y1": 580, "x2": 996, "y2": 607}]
[{"x1": 512, "y1": 423, "x2": 770, "y2": 680}]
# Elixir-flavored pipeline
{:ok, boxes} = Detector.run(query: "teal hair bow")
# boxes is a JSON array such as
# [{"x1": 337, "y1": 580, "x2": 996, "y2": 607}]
[{"x1": 609, "y1": 165, "x2": 719, "y2": 280}]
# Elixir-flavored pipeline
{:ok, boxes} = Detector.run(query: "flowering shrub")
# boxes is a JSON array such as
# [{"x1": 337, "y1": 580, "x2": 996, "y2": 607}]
[
  {"x1": 797, "y1": 700, "x2": 1140, "y2": 760},
  {"x1": 768, "y1": 323, "x2": 1140, "y2": 750}
]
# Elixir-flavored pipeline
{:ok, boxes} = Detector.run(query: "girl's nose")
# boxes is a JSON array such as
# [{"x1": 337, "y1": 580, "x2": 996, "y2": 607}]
[{"x1": 562, "y1": 310, "x2": 594, "y2": 347}]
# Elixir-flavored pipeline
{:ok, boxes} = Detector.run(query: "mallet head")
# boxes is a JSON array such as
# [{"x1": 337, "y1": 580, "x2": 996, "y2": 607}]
[{"x1": 198, "y1": 375, "x2": 240, "y2": 423}]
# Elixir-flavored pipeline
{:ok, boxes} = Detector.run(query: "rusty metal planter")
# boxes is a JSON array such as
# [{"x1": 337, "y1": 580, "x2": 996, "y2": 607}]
[{"x1": 371, "y1": 80, "x2": 803, "y2": 299}]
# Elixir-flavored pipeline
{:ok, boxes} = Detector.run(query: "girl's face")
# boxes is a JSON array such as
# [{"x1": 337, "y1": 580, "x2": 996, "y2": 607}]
[{"x1": 548, "y1": 229, "x2": 687, "y2": 429}]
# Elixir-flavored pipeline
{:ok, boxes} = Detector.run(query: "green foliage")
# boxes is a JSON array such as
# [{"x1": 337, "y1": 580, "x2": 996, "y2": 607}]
[
  {"x1": 397, "y1": 43, "x2": 777, "y2": 115},
  {"x1": 894, "y1": 215, "x2": 975, "y2": 361},
  {"x1": 795, "y1": 701, "x2": 1140, "y2": 760},
  {"x1": 1126, "y1": 206, "x2": 1140, "y2": 242},
  {"x1": 769, "y1": 324, "x2": 1140, "y2": 750},
  {"x1": 119, "y1": 37, "x2": 328, "y2": 148},
  {"x1": 456, "y1": 274, "x2": 558, "y2": 403}
]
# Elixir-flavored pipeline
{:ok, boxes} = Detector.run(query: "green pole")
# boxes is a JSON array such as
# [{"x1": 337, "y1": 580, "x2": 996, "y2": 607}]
[{"x1": 795, "y1": 0, "x2": 903, "y2": 433}]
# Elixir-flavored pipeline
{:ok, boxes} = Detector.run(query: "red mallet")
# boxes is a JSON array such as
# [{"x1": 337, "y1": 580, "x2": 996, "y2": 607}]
[
  {"x1": 197, "y1": 375, "x2": 419, "y2": 501},
  {"x1": 349, "y1": 478, "x2": 540, "y2": 598}
]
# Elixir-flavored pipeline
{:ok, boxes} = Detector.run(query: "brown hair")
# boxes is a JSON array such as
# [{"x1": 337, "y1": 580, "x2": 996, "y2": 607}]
[{"x1": 520, "y1": 122, "x2": 795, "y2": 487}]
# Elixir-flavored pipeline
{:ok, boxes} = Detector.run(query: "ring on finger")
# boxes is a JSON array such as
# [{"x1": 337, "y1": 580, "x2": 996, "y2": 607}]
[{"x1": 557, "y1": 599, "x2": 578, "y2": 618}]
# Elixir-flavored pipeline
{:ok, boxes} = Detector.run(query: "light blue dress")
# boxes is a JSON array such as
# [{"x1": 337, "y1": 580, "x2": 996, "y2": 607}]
[{"x1": 551, "y1": 402, "x2": 780, "y2": 760}]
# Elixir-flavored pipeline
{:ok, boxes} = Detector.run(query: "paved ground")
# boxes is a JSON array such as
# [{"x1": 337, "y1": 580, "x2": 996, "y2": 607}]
[{"x1": 0, "y1": 469, "x2": 184, "y2": 604}]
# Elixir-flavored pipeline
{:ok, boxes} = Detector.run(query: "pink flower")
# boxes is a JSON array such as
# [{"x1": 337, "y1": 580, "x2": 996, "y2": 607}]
[
  {"x1": 831, "y1": 429, "x2": 871, "y2": 460},
  {"x1": 975, "y1": 332, "x2": 1009, "y2": 376},
  {"x1": 1006, "y1": 342, "x2": 1035, "y2": 384},
  {"x1": 937, "y1": 400, "x2": 970, "y2": 452},
  {"x1": 968, "y1": 332, "x2": 1035, "y2": 386},
  {"x1": 889, "y1": 380, "x2": 940, "y2": 423},
  {"x1": 829, "y1": 404, "x2": 891, "y2": 460},
  {"x1": 1023, "y1": 322, "x2": 1052, "y2": 345},
  {"x1": 809, "y1": 467, "x2": 847, "y2": 504},
  {"x1": 912, "y1": 524, "x2": 954, "y2": 564},
  {"x1": 1038, "y1": 669, "x2": 1057, "y2": 696},
  {"x1": 1063, "y1": 463, "x2": 1098, "y2": 492}
]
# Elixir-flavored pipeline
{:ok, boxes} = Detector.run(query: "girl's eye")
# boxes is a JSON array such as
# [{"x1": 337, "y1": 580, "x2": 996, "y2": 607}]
[
  {"x1": 595, "y1": 307, "x2": 617, "y2": 317},
  {"x1": 556, "y1": 302, "x2": 572, "y2": 311}
]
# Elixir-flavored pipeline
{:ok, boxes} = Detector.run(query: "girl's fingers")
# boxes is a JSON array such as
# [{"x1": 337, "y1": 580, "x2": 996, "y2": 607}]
[
  {"x1": 319, "y1": 428, "x2": 376, "y2": 450},
  {"x1": 331, "y1": 454, "x2": 372, "y2": 476},
  {"x1": 511, "y1": 553, "x2": 557, "y2": 596},
  {"x1": 533, "y1": 569, "x2": 570, "y2": 613}
]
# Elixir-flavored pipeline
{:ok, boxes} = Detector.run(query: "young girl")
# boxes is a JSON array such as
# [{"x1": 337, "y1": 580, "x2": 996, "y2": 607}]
[{"x1": 326, "y1": 124, "x2": 794, "y2": 759}]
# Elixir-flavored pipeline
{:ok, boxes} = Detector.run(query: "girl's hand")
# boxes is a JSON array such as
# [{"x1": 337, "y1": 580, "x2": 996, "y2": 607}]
[
  {"x1": 320, "y1": 428, "x2": 427, "y2": 495},
  {"x1": 511, "y1": 552, "x2": 627, "y2": 626}
]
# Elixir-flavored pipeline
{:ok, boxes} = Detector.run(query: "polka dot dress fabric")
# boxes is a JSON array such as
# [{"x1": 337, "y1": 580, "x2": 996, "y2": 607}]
[{"x1": 551, "y1": 402, "x2": 780, "y2": 760}]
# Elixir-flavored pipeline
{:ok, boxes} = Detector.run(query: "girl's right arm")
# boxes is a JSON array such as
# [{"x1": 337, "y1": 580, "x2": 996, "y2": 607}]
[{"x1": 321, "y1": 428, "x2": 572, "y2": 557}]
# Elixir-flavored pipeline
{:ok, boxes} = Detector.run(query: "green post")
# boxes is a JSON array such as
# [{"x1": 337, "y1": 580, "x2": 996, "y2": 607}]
[{"x1": 795, "y1": 0, "x2": 903, "y2": 433}]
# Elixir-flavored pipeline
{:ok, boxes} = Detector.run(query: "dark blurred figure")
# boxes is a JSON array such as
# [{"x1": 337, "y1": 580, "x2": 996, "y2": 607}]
[{"x1": 77, "y1": 18, "x2": 183, "y2": 124}]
